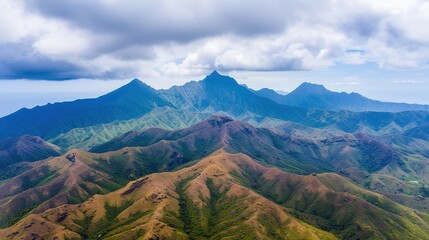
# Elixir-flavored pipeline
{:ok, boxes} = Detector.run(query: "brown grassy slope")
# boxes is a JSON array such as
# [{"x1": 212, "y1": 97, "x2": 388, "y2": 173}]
[
  {"x1": 2, "y1": 151, "x2": 429, "y2": 240},
  {"x1": 0, "y1": 151, "x2": 338, "y2": 240},
  {"x1": 0, "y1": 150, "x2": 122, "y2": 228},
  {"x1": 93, "y1": 115, "x2": 401, "y2": 176}
]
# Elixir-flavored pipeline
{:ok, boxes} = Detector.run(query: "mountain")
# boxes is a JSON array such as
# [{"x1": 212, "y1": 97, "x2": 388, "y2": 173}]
[
  {"x1": 252, "y1": 87, "x2": 290, "y2": 103},
  {"x1": 90, "y1": 115, "x2": 429, "y2": 213},
  {"x1": 160, "y1": 72, "x2": 429, "y2": 133},
  {"x1": 1, "y1": 116, "x2": 428, "y2": 238},
  {"x1": 2, "y1": 151, "x2": 429, "y2": 239},
  {"x1": 1, "y1": 72, "x2": 429, "y2": 238},
  {"x1": 159, "y1": 71, "x2": 307, "y2": 121},
  {"x1": 159, "y1": 72, "x2": 429, "y2": 131},
  {"x1": 0, "y1": 149, "x2": 124, "y2": 228},
  {"x1": 0, "y1": 116, "x2": 410, "y2": 227},
  {"x1": 0, "y1": 79, "x2": 170, "y2": 140},
  {"x1": 13, "y1": 72, "x2": 428, "y2": 164},
  {"x1": 254, "y1": 82, "x2": 429, "y2": 112},
  {"x1": 0, "y1": 135, "x2": 61, "y2": 168},
  {"x1": 92, "y1": 115, "x2": 402, "y2": 175},
  {"x1": 2, "y1": 71, "x2": 429, "y2": 152}
]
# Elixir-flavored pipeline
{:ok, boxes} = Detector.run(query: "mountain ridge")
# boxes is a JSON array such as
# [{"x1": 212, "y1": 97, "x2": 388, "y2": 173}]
[
  {"x1": 254, "y1": 81, "x2": 429, "y2": 112},
  {"x1": 0, "y1": 135, "x2": 62, "y2": 168},
  {"x1": 1, "y1": 71, "x2": 429, "y2": 146},
  {"x1": 0, "y1": 79, "x2": 170, "y2": 140}
]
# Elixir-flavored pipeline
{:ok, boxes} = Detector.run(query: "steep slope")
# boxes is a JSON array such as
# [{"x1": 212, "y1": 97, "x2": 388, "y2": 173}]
[
  {"x1": 49, "y1": 107, "x2": 214, "y2": 150},
  {"x1": 0, "y1": 135, "x2": 61, "y2": 168},
  {"x1": 254, "y1": 82, "x2": 429, "y2": 112},
  {"x1": 2, "y1": 152, "x2": 429, "y2": 239},
  {"x1": 404, "y1": 123, "x2": 429, "y2": 142},
  {"x1": 0, "y1": 79, "x2": 170, "y2": 140},
  {"x1": 0, "y1": 116, "x2": 232, "y2": 228},
  {"x1": 0, "y1": 150, "x2": 124, "y2": 228},
  {"x1": 0, "y1": 138, "x2": 221, "y2": 229}
]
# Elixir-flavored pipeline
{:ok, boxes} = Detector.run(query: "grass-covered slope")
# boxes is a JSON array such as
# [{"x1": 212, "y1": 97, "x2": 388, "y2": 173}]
[
  {"x1": 49, "y1": 107, "x2": 214, "y2": 150},
  {"x1": 0, "y1": 150, "x2": 124, "y2": 228},
  {"x1": 92, "y1": 115, "x2": 402, "y2": 176},
  {"x1": 2, "y1": 152, "x2": 428, "y2": 239},
  {"x1": 90, "y1": 115, "x2": 429, "y2": 212},
  {"x1": 0, "y1": 115, "x2": 411, "y2": 230}
]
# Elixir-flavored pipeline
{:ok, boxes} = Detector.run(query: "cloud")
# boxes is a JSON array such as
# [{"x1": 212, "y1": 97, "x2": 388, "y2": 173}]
[
  {"x1": 161, "y1": 25, "x2": 347, "y2": 75},
  {"x1": 1, "y1": 0, "x2": 429, "y2": 80},
  {"x1": 333, "y1": 76, "x2": 360, "y2": 86},
  {"x1": 0, "y1": 40, "x2": 88, "y2": 80},
  {"x1": 23, "y1": 0, "x2": 296, "y2": 43},
  {"x1": 392, "y1": 80, "x2": 425, "y2": 84}
]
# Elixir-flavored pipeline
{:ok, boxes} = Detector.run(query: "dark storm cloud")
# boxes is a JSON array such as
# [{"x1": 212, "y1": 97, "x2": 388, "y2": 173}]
[
  {"x1": 0, "y1": 40, "x2": 115, "y2": 80},
  {"x1": 0, "y1": 41, "x2": 83, "y2": 80}
]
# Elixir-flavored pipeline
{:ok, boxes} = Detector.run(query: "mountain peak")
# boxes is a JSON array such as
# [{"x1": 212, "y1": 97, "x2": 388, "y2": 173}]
[
  {"x1": 125, "y1": 78, "x2": 150, "y2": 88},
  {"x1": 293, "y1": 82, "x2": 329, "y2": 94},
  {"x1": 209, "y1": 70, "x2": 221, "y2": 77},
  {"x1": 130, "y1": 78, "x2": 142, "y2": 84},
  {"x1": 206, "y1": 115, "x2": 234, "y2": 127},
  {"x1": 202, "y1": 71, "x2": 239, "y2": 87},
  {"x1": 103, "y1": 78, "x2": 157, "y2": 100}
]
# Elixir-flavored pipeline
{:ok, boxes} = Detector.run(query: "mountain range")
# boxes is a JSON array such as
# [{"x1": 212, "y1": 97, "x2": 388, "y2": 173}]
[
  {"x1": 2, "y1": 71, "x2": 429, "y2": 151},
  {"x1": 1, "y1": 116, "x2": 429, "y2": 239},
  {"x1": 0, "y1": 71, "x2": 429, "y2": 239},
  {"x1": 253, "y1": 82, "x2": 429, "y2": 112}
]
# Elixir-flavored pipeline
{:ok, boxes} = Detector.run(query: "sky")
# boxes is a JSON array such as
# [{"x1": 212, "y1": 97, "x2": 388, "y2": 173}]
[{"x1": 1, "y1": 0, "x2": 429, "y2": 117}]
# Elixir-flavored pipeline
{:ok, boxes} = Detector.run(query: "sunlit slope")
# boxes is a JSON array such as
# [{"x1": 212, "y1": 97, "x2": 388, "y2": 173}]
[{"x1": 2, "y1": 152, "x2": 428, "y2": 239}]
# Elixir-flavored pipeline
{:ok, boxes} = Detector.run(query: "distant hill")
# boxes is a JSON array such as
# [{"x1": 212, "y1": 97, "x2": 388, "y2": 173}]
[
  {"x1": 250, "y1": 87, "x2": 289, "y2": 104},
  {"x1": 0, "y1": 135, "x2": 61, "y2": 168},
  {"x1": 253, "y1": 82, "x2": 429, "y2": 112}
]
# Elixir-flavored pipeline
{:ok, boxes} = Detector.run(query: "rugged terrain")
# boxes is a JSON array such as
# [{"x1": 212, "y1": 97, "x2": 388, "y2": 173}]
[
  {"x1": 2, "y1": 151, "x2": 429, "y2": 240},
  {"x1": 1, "y1": 72, "x2": 429, "y2": 239}
]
